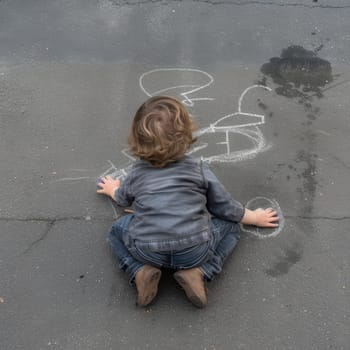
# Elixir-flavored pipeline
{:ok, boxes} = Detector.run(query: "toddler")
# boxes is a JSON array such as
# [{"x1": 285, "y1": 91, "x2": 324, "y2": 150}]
[{"x1": 97, "y1": 96, "x2": 279, "y2": 308}]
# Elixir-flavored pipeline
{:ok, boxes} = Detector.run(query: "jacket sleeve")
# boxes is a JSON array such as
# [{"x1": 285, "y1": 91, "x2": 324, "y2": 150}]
[
  {"x1": 115, "y1": 170, "x2": 134, "y2": 207},
  {"x1": 202, "y1": 162, "x2": 245, "y2": 223}
]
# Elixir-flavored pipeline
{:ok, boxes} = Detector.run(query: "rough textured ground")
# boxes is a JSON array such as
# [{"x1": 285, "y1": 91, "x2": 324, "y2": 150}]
[{"x1": 0, "y1": 1, "x2": 349, "y2": 349}]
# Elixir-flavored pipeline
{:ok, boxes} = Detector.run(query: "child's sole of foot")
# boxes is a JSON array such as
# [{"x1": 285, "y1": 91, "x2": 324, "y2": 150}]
[
  {"x1": 174, "y1": 272, "x2": 207, "y2": 308},
  {"x1": 136, "y1": 267, "x2": 162, "y2": 307}
]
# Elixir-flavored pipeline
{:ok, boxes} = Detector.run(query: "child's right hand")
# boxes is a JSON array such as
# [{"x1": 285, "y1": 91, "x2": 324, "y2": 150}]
[{"x1": 96, "y1": 176, "x2": 120, "y2": 200}]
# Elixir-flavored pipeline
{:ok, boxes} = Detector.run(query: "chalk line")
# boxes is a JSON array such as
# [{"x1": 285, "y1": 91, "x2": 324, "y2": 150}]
[
  {"x1": 238, "y1": 85, "x2": 272, "y2": 113},
  {"x1": 241, "y1": 197, "x2": 285, "y2": 239},
  {"x1": 139, "y1": 68, "x2": 215, "y2": 107},
  {"x1": 50, "y1": 176, "x2": 91, "y2": 183},
  {"x1": 108, "y1": 198, "x2": 119, "y2": 219}
]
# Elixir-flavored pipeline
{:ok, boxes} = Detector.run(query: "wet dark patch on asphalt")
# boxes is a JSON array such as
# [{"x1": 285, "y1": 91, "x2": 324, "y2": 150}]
[
  {"x1": 259, "y1": 45, "x2": 334, "y2": 218},
  {"x1": 260, "y1": 45, "x2": 333, "y2": 100},
  {"x1": 265, "y1": 243, "x2": 303, "y2": 277}
]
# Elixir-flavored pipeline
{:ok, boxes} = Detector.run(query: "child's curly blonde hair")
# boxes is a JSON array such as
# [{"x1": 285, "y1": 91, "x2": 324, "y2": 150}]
[{"x1": 128, "y1": 96, "x2": 197, "y2": 168}]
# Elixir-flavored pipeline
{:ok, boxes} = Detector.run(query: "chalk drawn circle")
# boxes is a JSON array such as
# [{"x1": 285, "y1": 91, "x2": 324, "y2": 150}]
[{"x1": 241, "y1": 196, "x2": 285, "y2": 239}]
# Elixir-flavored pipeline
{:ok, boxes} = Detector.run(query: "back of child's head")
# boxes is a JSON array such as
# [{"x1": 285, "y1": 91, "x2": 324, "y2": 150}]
[{"x1": 128, "y1": 96, "x2": 196, "y2": 168}]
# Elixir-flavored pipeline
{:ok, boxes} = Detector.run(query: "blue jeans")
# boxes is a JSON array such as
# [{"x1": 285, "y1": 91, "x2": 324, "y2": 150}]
[{"x1": 108, "y1": 214, "x2": 240, "y2": 283}]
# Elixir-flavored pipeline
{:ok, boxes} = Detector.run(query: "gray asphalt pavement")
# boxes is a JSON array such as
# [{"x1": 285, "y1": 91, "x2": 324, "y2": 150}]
[{"x1": 0, "y1": 1, "x2": 349, "y2": 349}]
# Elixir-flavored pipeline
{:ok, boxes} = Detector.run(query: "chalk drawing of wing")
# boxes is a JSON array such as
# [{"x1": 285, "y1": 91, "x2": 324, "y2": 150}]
[
  {"x1": 192, "y1": 84, "x2": 272, "y2": 163},
  {"x1": 211, "y1": 111, "x2": 265, "y2": 131},
  {"x1": 209, "y1": 84, "x2": 272, "y2": 131}
]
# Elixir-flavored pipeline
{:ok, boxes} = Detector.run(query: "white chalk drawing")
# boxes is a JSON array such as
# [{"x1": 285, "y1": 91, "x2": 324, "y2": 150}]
[
  {"x1": 140, "y1": 68, "x2": 272, "y2": 163},
  {"x1": 55, "y1": 68, "x2": 272, "y2": 179},
  {"x1": 51, "y1": 176, "x2": 91, "y2": 183},
  {"x1": 190, "y1": 84, "x2": 272, "y2": 163},
  {"x1": 241, "y1": 197, "x2": 285, "y2": 239},
  {"x1": 139, "y1": 68, "x2": 215, "y2": 107},
  {"x1": 52, "y1": 67, "x2": 284, "y2": 235}
]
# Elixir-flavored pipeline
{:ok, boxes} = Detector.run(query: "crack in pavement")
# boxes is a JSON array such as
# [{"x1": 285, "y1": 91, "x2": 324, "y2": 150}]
[
  {"x1": 1, "y1": 215, "x2": 349, "y2": 223},
  {"x1": 4, "y1": 216, "x2": 113, "y2": 257},
  {"x1": 284, "y1": 215, "x2": 350, "y2": 221},
  {"x1": 1, "y1": 214, "x2": 347, "y2": 256},
  {"x1": 0, "y1": 216, "x2": 113, "y2": 223},
  {"x1": 18, "y1": 220, "x2": 55, "y2": 257},
  {"x1": 104, "y1": 0, "x2": 350, "y2": 9}
]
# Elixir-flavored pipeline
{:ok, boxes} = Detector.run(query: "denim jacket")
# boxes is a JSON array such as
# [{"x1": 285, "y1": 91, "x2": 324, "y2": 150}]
[{"x1": 115, "y1": 156, "x2": 244, "y2": 252}]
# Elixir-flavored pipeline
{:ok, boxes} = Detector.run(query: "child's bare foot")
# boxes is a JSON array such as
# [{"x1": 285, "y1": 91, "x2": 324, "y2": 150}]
[{"x1": 134, "y1": 265, "x2": 162, "y2": 306}]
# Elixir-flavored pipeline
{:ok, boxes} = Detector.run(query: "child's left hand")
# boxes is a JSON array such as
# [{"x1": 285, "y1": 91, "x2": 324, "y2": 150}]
[
  {"x1": 96, "y1": 176, "x2": 120, "y2": 200},
  {"x1": 254, "y1": 208, "x2": 279, "y2": 228},
  {"x1": 241, "y1": 207, "x2": 279, "y2": 227}
]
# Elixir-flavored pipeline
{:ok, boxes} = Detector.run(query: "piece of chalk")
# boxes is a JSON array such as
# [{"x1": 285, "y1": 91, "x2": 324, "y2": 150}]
[{"x1": 96, "y1": 178, "x2": 104, "y2": 189}]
